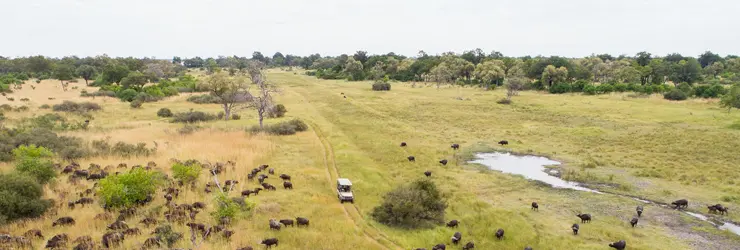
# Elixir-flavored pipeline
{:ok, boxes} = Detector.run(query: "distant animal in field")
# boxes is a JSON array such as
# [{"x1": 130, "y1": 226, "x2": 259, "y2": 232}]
[
  {"x1": 424, "y1": 171, "x2": 431, "y2": 177},
  {"x1": 296, "y1": 217, "x2": 310, "y2": 227},
  {"x1": 524, "y1": 247, "x2": 533, "y2": 250},
  {"x1": 636, "y1": 205, "x2": 643, "y2": 217},
  {"x1": 236, "y1": 247, "x2": 253, "y2": 250},
  {"x1": 45, "y1": 234, "x2": 69, "y2": 249},
  {"x1": 439, "y1": 159, "x2": 448, "y2": 165},
  {"x1": 495, "y1": 228, "x2": 504, "y2": 239},
  {"x1": 261, "y1": 238, "x2": 278, "y2": 248},
  {"x1": 572, "y1": 223, "x2": 579, "y2": 235},
  {"x1": 279, "y1": 174, "x2": 291, "y2": 181},
  {"x1": 52, "y1": 216, "x2": 75, "y2": 227},
  {"x1": 451, "y1": 144, "x2": 460, "y2": 150},
  {"x1": 400, "y1": 142, "x2": 407, "y2": 147},
  {"x1": 498, "y1": 140, "x2": 509, "y2": 146},
  {"x1": 408, "y1": 156, "x2": 415, "y2": 162},
  {"x1": 269, "y1": 219, "x2": 281, "y2": 230},
  {"x1": 463, "y1": 241, "x2": 475, "y2": 250},
  {"x1": 451, "y1": 232, "x2": 462, "y2": 244},
  {"x1": 609, "y1": 240, "x2": 626, "y2": 250},
  {"x1": 268, "y1": 168, "x2": 275, "y2": 175},
  {"x1": 432, "y1": 243, "x2": 446, "y2": 250},
  {"x1": 671, "y1": 199, "x2": 688, "y2": 209},
  {"x1": 708, "y1": 204, "x2": 728, "y2": 215},
  {"x1": 102, "y1": 232, "x2": 125, "y2": 248},
  {"x1": 279, "y1": 219, "x2": 294, "y2": 227},
  {"x1": 108, "y1": 220, "x2": 129, "y2": 230},
  {"x1": 446, "y1": 220, "x2": 459, "y2": 228},
  {"x1": 283, "y1": 181, "x2": 293, "y2": 189},
  {"x1": 23, "y1": 229, "x2": 43, "y2": 239},
  {"x1": 576, "y1": 213, "x2": 591, "y2": 223},
  {"x1": 531, "y1": 202, "x2": 539, "y2": 211},
  {"x1": 630, "y1": 217, "x2": 638, "y2": 227}
]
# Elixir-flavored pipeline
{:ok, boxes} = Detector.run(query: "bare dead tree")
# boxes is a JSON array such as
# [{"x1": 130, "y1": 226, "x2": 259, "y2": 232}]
[{"x1": 245, "y1": 68, "x2": 280, "y2": 129}]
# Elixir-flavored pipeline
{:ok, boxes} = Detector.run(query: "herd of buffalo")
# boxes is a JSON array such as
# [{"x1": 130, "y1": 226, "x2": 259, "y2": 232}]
[
  {"x1": 0, "y1": 159, "x2": 306, "y2": 249},
  {"x1": 401, "y1": 142, "x2": 731, "y2": 250}
]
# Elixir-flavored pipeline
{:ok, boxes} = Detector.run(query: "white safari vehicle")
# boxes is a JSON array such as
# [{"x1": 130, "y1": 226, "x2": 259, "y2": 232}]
[{"x1": 337, "y1": 178, "x2": 354, "y2": 203}]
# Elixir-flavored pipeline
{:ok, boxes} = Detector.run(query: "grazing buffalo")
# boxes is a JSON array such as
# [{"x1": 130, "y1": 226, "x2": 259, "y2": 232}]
[
  {"x1": 52, "y1": 217, "x2": 75, "y2": 227},
  {"x1": 269, "y1": 219, "x2": 282, "y2": 230},
  {"x1": 261, "y1": 238, "x2": 278, "y2": 248},
  {"x1": 296, "y1": 217, "x2": 310, "y2": 227},
  {"x1": 446, "y1": 220, "x2": 459, "y2": 228},
  {"x1": 424, "y1": 171, "x2": 432, "y2": 177},
  {"x1": 432, "y1": 244, "x2": 446, "y2": 250},
  {"x1": 279, "y1": 219, "x2": 294, "y2": 227},
  {"x1": 279, "y1": 174, "x2": 291, "y2": 181},
  {"x1": 609, "y1": 240, "x2": 626, "y2": 250},
  {"x1": 524, "y1": 247, "x2": 533, "y2": 250},
  {"x1": 439, "y1": 159, "x2": 448, "y2": 165},
  {"x1": 76, "y1": 197, "x2": 94, "y2": 205},
  {"x1": 636, "y1": 205, "x2": 643, "y2": 217},
  {"x1": 225, "y1": 180, "x2": 239, "y2": 186},
  {"x1": 236, "y1": 247, "x2": 254, "y2": 250},
  {"x1": 140, "y1": 217, "x2": 157, "y2": 227},
  {"x1": 451, "y1": 144, "x2": 460, "y2": 150},
  {"x1": 400, "y1": 142, "x2": 407, "y2": 147},
  {"x1": 283, "y1": 181, "x2": 293, "y2": 189},
  {"x1": 630, "y1": 217, "x2": 638, "y2": 228},
  {"x1": 259, "y1": 164, "x2": 269, "y2": 170},
  {"x1": 672, "y1": 199, "x2": 688, "y2": 209},
  {"x1": 531, "y1": 202, "x2": 539, "y2": 211},
  {"x1": 268, "y1": 168, "x2": 275, "y2": 175},
  {"x1": 451, "y1": 232, "x2": 461, "y2": 244},
  {"x1": 262, "y1": 183, "x2": 276, "y2": 191},
  {"x1": 222, "y1": 230, "x2": 234, "y2": 239},
  {"x1": 102, "y1": 232, "x2": 125, "y2": 248},
  {"x1": 67, "y1": 201, "x2": 76, "y2": 209},
  {"x1": 708, "y1": 204, "x2": 728, "y2": 215},
  {"x1": 572, "y1": 223, "x2": 579, "y2": 235},
  {"x1": 408, "y1": 156, "x2": 415, "y2": 162},
  {"x1": 23, "y1": 229, "x2": 43, "y2": 239},
  {"x1": 192, "y1": 202, "x2": 206, "y2": 209},
  {"x1": 498, "y1": 140, "x2": 509, "y2": 146},
  {"x1": 576, "y1": 214, "x2": 591, "y2": 223},
  {"x1": 495, "y1": 228, "x2": 504, "y2": 240},
  {"x1": 73, "y1": 170, "x2": 89, "y2": 178},
  {"x1": 108, "y1": 220, "x2": 129, "y2": 230},
  {"x1": 45, "y1": 234, "x2": 69, "y2": 248},
  {"x1": 123, "y1": 228, "x2": 141, "y2": 236},
  {"x1": 463, "y1": 242, "x2": 475, "y2": 250},
  {"x1": 62, "y1": 166, "x2": 76, "y2": 174},
  {"x1": 241, "y1": 190, "x2": 254, "y2": 197},
  {"x1": 87, "y1": 173, "x2": 106, "y2": 180},
  {"x1": 143, "y1": 237, "x2": 160, "y2": 248}
]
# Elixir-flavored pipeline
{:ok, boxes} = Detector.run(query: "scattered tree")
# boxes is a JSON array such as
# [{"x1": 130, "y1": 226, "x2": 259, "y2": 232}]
[
  {"x1": 75, "y1": 65, "x2": 97, "y2": 86},
  {"x1": 371, "y1": 179, "x2": 447, "y2": 229},
  {"x1": 52, "y1": 64, "x2": 75, "y2": 84},
  {"x1": 203, "y1": 72, "x2": 250, "y2": 121},
  {"x1": 474, "y1": 60, "x2": 505, "y2": 90},
  {"x1": 13, "y1": 145, "x2": 56, "y2": 184},
  {"x1": 98, "y1": 168, "x2": 162, "y2": 208},
  {"x1": 541, "y1": 65, "x2": 568, "y2": 87},
  {"x1": 721, "y1": 84, "x2": 740, "y2": 112}
]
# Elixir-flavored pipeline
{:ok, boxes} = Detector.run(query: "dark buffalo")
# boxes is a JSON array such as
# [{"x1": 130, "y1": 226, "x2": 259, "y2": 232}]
[
  {"x1": 236, "y1": 247, "x2": 254, "y2": 250},
  {"x1": 432, "y1": 243, "x2": 446, "y2": 250},
  {"x1": 495, "y1": 228, "x2": 504, "y2": 240},
  {"x1": 451, "y1": 232, "x2": 461, "y2": 244},
  {"x1": 223, "y1": 230, "x2": 234, "y2": 239},
  {"x1": 524, "y1": 247, "x2": 533, "y2": 250},
  {"x1": 439, "y1": 159, "x2": 448, "y2": 165},
  {"x1": 279, "y1": 174, "x2": 291, "y2": 181},
  {"x1": 23, "y1": 229, "x2": 43, "y2": 239},
  {"x1": 269, "y1": 219, "x2": 281, "y2": 230},
  {"x1": 446, "y1": 220, "x2": 459, "y2": 228},
  {"x1": 52, "y1": 216, "x2": 75, "y2": 227},
  {"x1": 630, "y1": 217, "x2": 638, "y2": 228},
  {"x1": 102, "y1": 232, "x2": 125, "y2": 248},
  {"x1": 463, "y1": 242, "x2": 475, "y2": 250},
  {"x1": 424, "y1": 171, "x2": 432, "y2": 177},
  {"x1": 572, "y1": 224, "x2": 579, "y2": 235},
  {"x1": 123, "y1": 228, "x2": 141, "y2": 236},
  {"x1": 76, "y1": 197, "x2": 94, "y2": 205},
  {"x1": 142, "y1": 237, "x2": 160, "y2": 249},
  {"x1": 708, "y1": 204, "x2": 728, "y2": 215},
  {"x1": 280, "y1": 219, "x2": 294, "y2": 227},
  {"x1": 140, "y1": 217, "x2": 157, "y2": 227},
  {"x1": 531, "y1": 202, "x2": 539, "y2": 211},
  {"x1": 671, "y1": 199, "x2": 688, "y2": 209},
  {"x1": 608, "y1": 240, "x2": 626, "y2": 250},
  {"x1": 636, "y1": 205, "x2": 643, "y2": 217},
  {"x1": 400, "y1": 142, "x2": 407, "y2": 147},
  {"x1": 241, "y1": 190, "x2": 254, "y2": 197},
  {"x1": 498, "y1": 140, "x2": 509, "y2": 146},
  {"x1": 261, "y1": 238, "x2": 278, "y2": 248},
  {"x1": 108, "y1": 220, "x2": 129, "y2": 230},
  {"x1": 296, "y1": 217, "x2": 309, "y2": 227},
  {"x1": 283, "y1": 181, "x2": 293, "y2": 189},
  {"x1": 268, "y1": 168, "x2": 275, "y2": 175},
  {"x1": 451, "y1": 144, "x2": 460, "y2": 150},
  {"x1": 45, "y1": 234, "x2": 69, "y2": 249},
  {"x1": 73, "y1": 170, "x2": 89, "y2": 178},
  {"x1": 408, "y1": 156, "x2": 416, "y2": 162},
  {"x1": 576, "y1": 214, "x2": 591, "y2": 223},
  {"x1": 87, "y1": 173, "x2": 105, "y2": 180},
  {"x1": 192, "y1": 202, "x2": 206, "y2": 209}
]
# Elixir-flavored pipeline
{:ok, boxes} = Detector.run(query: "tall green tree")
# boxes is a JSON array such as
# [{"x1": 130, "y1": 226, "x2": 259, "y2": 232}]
[
  {"x1": 272, "y1": 52, "x2": 285, "y2": 66},
  {"x1": 52, "y1": 64, "x2": 76, "y2": 84},
  {"x1": 541, "y1": 65, "x2": 568, "y2": 87},
  {"x1": 353, "y1": 51, "x2": 368, "y2": 65},
  {"x1": 670, "y1": 58, "x2": 702, "y2": 84},
  {"x1": 120, "y1": 71, "x2": 148, "y2": 90},
  {"x1": 704, "y1": 61, "x2": 724, "y2": 78},
  {"x1": 474, "y1": 60, "x2": 505, "y2": 89},
  {"x1": 698, "y1": 51, "x2": 722, "y2": 68},
  {"x1": 75, "y1": 65, "x2": 97, "y2": 86},
  {"x1": 720, "y1": 84, "x2": 740, "y2": 112},
  {"x1": 636, "y1": 51, "x2": 652, "y2": 67},
  {"x1": 343, "y1": 57, "x2": 364, "y2": 81},
  {"x1": 102, "y1": 63, "x2": 131, "y2": 83}
]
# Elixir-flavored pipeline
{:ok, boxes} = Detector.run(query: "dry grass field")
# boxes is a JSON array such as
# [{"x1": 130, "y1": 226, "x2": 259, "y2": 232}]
[{"x1": 1, "y1": 71, "x2": 740, "y2": 249}]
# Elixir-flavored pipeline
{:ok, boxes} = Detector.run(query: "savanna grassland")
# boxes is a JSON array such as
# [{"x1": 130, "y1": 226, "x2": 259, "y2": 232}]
[{"x1": 2, "y1": 70, "x2": 740, "y2": 250}]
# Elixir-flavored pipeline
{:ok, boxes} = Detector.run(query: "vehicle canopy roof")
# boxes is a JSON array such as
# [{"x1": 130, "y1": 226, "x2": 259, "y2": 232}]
[{"x1": 337, "y1": 178, "x2": 352, "y2": 186}]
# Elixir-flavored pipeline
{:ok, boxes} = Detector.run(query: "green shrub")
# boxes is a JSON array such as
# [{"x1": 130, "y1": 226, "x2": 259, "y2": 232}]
[
  {"x1": 98, "y1": 168, "x2": 163, "y2": 208},
  {"x1": 13, "y1": 106, "x2": 29, "y2": 112},
  {"x1": 134, "y1": 92, "x2": 161, "y2": 102},
  {"x1": 172, "y1": 162, "x2": 201, "y2": 184},
  {"x1": 90, "y1": 139, "x2": 156, "y2": 158},
  {"x1": 130, "y1": 100, "x2": 143, "y2": 108},
  {"x1": 371, "y1": 179, "x2": 447, "y2": 229},
  {"x1": 13, "y1": 145, "x2": 56, "y2": 184},
  {"x1": 171, "y1": 110, "x2": 217, "y2": 123},
  {"x1": 549, "y1": 82, "x2": 571, "y2": 94},
  {"x1": 162, "y1": 86, "x2": 179, "y2": 97},
  {"x1": 117, "y1": 89, "x2": 138, "y2": 102},
  {"x1": 81, "y1": 90, "x2": 116, "y2": 97},
  {"x1": 695, "y1": 84, "x2": 726, "y2": 98},
  {"x1": 211, "y1": 193, "x2": 255, "y2": 223},
  {"x1": 571, "y1": 80, "x2": 589, "y2": 92},
  {"x1": 664, "y1": 89, "x2": 688, "y2": 101},
  {"x1": 0, "y1": 128, "x2": 88, "y2": 161},
  {"x1": 0, "y1": 104, "x2": 11, "y2": 111},
  {"x1": 157, "y1": 108, "x2": 173, "y2": 117},
  {"x1": 268, "y1": 104, "x2": 287, "y2": 118},
  {"x1": 597, "y1": 84, "x2": 614, "y2": 94},
  {"x1": 613, "y1": 83, "x2": 628, "y2": 92},
  {"x1": 178, "y1": 124, "x2": 201, "y2": 135},
  {"x1": 248, "y1": 119, "x2": 308, "y2": 135},
  {"x1": 0, "y1": 173, "x2": 52, "y2": 224},
  {"x1": 152, "y1": 225, "x2": 183, "y2": 248},
  {"x1": 39, "y1": 104, "x2": 50, "y2": 109},
  {"x1": 217, "y1": 112, "x2": 225, "y2": 120},
  {"x1": 186, "y1": 94, "x2": 221, "y2": 104},
  {"x1": 372, "y1": 82, "x2": 391, "y2": 91},
  {"x1": 677, "y1": 82, "x2": 694, "y2": 96},
  {"x1": 231, "y1": 114, "x2": 241, "y2": 120},
  {"x1": 52, "y1": 101, "x2": 101, "y2": 113},
  {"x1": 582, "y1": 84, "x2": 597, "y2": 95},
  {"x1": 19, "y1": 113, "x2": 87, "y2": 131}
]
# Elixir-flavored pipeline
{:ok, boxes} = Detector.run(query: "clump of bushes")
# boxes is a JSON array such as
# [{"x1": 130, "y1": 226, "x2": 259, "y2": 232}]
[
  {"x1": 211, "y1": 193, "x2": 255, "y2": 223},
  {"x1": 693, "y1": 84, "x2": 727, "y2": 98},
  {"x1": 549, "y1": 83, "x2": 571, "y2": 94},
  {"x1": 663, "y1": 89, "x2": 688, "y2": 101},
  {"x1": 98, "y1": 168, "x2": 164, "y2": 208},
  {"x1": 0, "y1": 104, "x2": 11, "y2": 111},
  {"x1": 178, "y1": 124, "x2": 201, "y2": 135},
  {"x1": 0, "y1": 173, "x2": 53, "y2": 225},
  {"x1": 496, "y1": 99, "x2": 512, "y2": 105},
  {"x1": 372, "y1": 82, "x2": 391, "y2": 91},
  {"x1": 90, "y1": 139, "x2": 157, "y2": 158},
  {"x1": 157, "y1": 108, "x2": 173, "y2": 117},
  {"x1": 39, "y1": 104, "x2": 50, "y2": 109},
  {"x1": 248, "y1": 119, "x2": 308, "y2": 135},
  {"x1": 52, "y1": 101, "x2": 101, "y2": 113},
  {"x1": 267, "y1": 104, "x2": 287, "y2": 118},
  {"x1": 117, "y1": 89, "x2": 139, "y2": 102},
  {"x1": 171, "y1": 110, "x2": 217, "y2": 123},
  {"x1": 13, "y1": 106, "x2": 29, "y2": 112},
  {"x1": 20, "y1": 113, "x2": 87, "y2": 131},
  {"x1": 151, "y1": 225, "x2": 183, "y2": 248},
  {"x1": 81, "y1": 90, "x2": 116, "y2": 97},
  {"x1": 371, "y1": 179, "x2": 447, "y2": 229},
  {"x1": 130, "y1": 100, "x2": 143, "y2": 108},
  {"x1": 0, "y1": 128, "x2": 88, "y2": 161},
  {"x1": 187, "y1": 94, "x2": 221, "y2": 104},
  {"x1": 231, "y1": 114, "x2": 241, "y2": 120},
  {"x1": 172, "y1": 162, "x2": 201, "y2": 185}
]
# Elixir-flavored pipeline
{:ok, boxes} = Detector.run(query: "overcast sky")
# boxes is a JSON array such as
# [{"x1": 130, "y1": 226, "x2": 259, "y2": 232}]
[{"x1": 1, "y1": 0, "x2": 738, "y2": 59}]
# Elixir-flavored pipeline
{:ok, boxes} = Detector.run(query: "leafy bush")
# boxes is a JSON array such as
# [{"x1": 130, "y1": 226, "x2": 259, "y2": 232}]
[
  {"x1": 13, "y1": 145, "x2": 56, "y2": 184},
  {"x1": 134, "y1": 92, "x2": 162, "y2": 103},
  {"x1": 217, "y1": 112, "x2": 225, "y2": 120},
  {"x1": 98, "y1": 168, "x2": 163, "y2": 208},
  {"x1": 130, "y1": 100, "x2": 143, "y2": 108},
  {"x1": 677, "y1": 82, "x2": 694, "y2": 96},
  {"x1": 171, "y1": 110, "x2": 217, "y2": 123},
  {"x1": 211, "y1": 193, "x2": 255, "y2": 223},
  {"x1": 0, "y1": 104, "x2": 11, "y2": 111},
  {"x1": 177, "y1": 124, "x2": 201, "y2": 135},
  {"x1": 117, "y1": 89, "x2": 139, "y2": 102},
  {"x1": 372, "y1": 82, "x2": 391, "y2": 91},
  {"x1": 597, "y1": 84, "x2": 614, "y2": 94},
  {"x1": 694, "y1": 84, "x2": 726, "y2": 98},
  {"x1": 152, "y1": 225, "x2": 183, "y2": 248},
  {"x1": 549, "y1": 82, "x2": 571, "y2": 94},
  {"x1": 13, "y1": 106, "x2": 29, "y2": 112},
  {"x1": 39, "y1": 104, "x2": 50, "y2": 109},
  {"x1": 664, "y1": 89, "x2": 688, "y2": 101},
  {"x1": 20, "y1": 113, "x2": 87, "y2": 131},
  {"x1": 582, "y1": 84, "x2": 597, "y2": 95},
  {"x1": 614, "y1": 83, "x2": 628, "y2": 92},
  {"x1": 570, "y1": 80, "x2": 589, "y2": 92},
  {"x1": 231, "y1": 114, "x2": 241, "y2": 120},
  {"x1": 371, "y1": 179, "x2": 447, "y2": 229},
  {"x1": 186, "y1": 94, "x2": 221, "y2": 104},
  {"x1": 248, "y1": 119, "x2": 308, "y2": 135},
  {"x1": 268, "y1": 104, "x2": 287, "y2": 118},
  {"x1": 52, "y1": 101, "x2": 101, "y2": 113},
  {"x1": 0, "y1": 128, "x2": 88, "y2": 161},
  {"x1": 90, "y1": 139, "x2": 156, "y2": 158},
  {"x1": 157, "y1": 108, "x2": 173, "y2": 117},
  {"x1": 0, "y1": 173, "x2": 52, "y2": 224},
  {"x1": 171, "y1": 162, "x2": 201, "y2": 184},
  {"x1": 81, "y1": 90, "x2": 116, "y2": 97}
]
